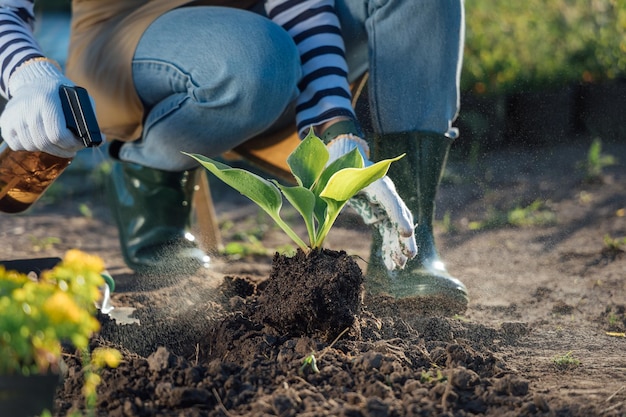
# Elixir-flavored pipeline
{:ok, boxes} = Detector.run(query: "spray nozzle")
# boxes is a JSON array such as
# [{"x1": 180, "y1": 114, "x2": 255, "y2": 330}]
[{"x1": 59, "y1": 85, "x2": 103, "y2": 148}]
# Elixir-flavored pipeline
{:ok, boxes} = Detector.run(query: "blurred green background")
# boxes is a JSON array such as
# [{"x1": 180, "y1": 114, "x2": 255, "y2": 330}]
[
  {"x1": 462, "y1": 0, "x2": 625, "y2": 95},
  {"x1": 35, "y1": 0, "x2": 626, "y2": 94}
]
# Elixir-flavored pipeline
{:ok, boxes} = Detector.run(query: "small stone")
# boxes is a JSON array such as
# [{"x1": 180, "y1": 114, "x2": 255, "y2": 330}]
[
  {"x1": 450, "y1": 368, "x2": 480, "y2": 390},
  {"x1": 533, "y1": 393, "x2": 550, "y2": 412},
  {"x1": 147, "y1": 346, "x2": 174, "y2": 372}
]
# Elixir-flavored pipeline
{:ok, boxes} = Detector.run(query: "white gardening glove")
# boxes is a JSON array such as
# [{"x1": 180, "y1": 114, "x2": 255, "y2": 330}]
[
  {"x1": 0, "y1": 59, "x2": 87, "y2": 158},
  {"x1": 326, "y1": 134, "x2": 418, "y2": 270}
]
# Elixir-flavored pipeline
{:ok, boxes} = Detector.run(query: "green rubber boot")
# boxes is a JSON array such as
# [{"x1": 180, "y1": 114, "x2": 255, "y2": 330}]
[
  {"x1": 107, "y1": 161, "x2": 210, "y2": 275},
  {"x1": 367, "y1": 132, "x2": 469, "y2": 315}
]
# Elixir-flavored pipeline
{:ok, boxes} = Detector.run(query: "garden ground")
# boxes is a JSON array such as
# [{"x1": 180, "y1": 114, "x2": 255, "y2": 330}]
[{"x1": 0, "y1": 134, "x2": 624, "y2": 416}]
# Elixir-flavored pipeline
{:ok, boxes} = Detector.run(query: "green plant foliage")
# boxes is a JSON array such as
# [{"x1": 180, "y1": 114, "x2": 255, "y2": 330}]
[
  {"x1": 28, "y1": 235, "x2": 61, "y2": 252},
  {"x1": 222, "y1": 236, "x2": 272, "y2": 258},
  {"x1": 0, "y1": 250, "x2": 105, "y2": 375},
  {"x1": 420, "y1": 369, "x2": 447, "y2": 384},
  {"x1": 89, "y1": 161, "x2": 113, "y2": 191},
  {"x1": 552, "y1": 351, "x2": 581, "y2": 369},
  {"x1": 185, "y1": 130, "x2": 403, "y2": 252},
  {"x1": 300, "y1": 353, "x2": 320, "y2": 375},
  {"x1": 79, "y1": 203, "x2": 94, "y2": 219},
  {"x1": 82, "y1": 347, "x2": 122, "y2": 414},
  {"x1": 603, "y1": 234, "x2": 626, "y2": 251},
  {"x1": 507, "y1": 200, "x2": 557, "y2": 227},
  {"x1": 601, "y1": 234, "x2": 626, "y2": 262},
  {"x1": 578, "y1": 137, "x2": 617, "y2": 181},
  {"x1": 463, "y1": 0, "x2": 626, "y2": 94},
  {"x1": 468, "y1": 199, "x2": 556, "y2": 230}
]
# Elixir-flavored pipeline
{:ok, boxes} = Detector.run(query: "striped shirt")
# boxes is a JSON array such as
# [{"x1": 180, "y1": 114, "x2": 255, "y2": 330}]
[
  {"x1": 0, "y1": 1, "x2": 355, "y2": 134},
  {"x1": 0, "y1": 0, "x2": 43, "y2": 98},
  {"x1": 265, "y1": 0, "x2": 355, "y2": 136}
]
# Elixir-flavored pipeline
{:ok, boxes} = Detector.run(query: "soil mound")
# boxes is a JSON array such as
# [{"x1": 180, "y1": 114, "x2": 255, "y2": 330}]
[
  {"x1": 56, "y1": 251, "x2": 556, "y2": 416},
  {"x1": 253, "y1": 248, "x2": 364, "y2": 342}
]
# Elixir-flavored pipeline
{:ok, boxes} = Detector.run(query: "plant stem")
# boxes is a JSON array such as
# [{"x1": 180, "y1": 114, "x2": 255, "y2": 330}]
[
  {"x1": 313, "y1": 202, "x2": 346, "y2": 248},
  {"x1": 270, "y1": 214, "x2": 310, "y2": 252}
]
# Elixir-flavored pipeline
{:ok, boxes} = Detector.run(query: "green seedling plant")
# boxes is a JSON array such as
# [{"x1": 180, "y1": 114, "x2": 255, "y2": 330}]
[
  {"x1": 603, "y1": 234, "x2": 626, "y2": 253},
  {"x1": 28, "y1": 235, "x2": 61, "y2": 252},
  {"x1": 552, "y1": 351, "x2": 581, "y2": 370},
  {"x1": 601, "y1": 233, "x2": 626, "y2": 262},
  {"x1": 185, "y1": 130, "x2": 403, "y2": 252},
  {"x1": 507, "y1": 199, "x2": 557, "y2": 227},
  {"x1": 300, "y1": 353, "x2": 320, "y2": 375},
  {"x1": 578, "y1": 137, "x2": 617, "y2": 182},
  {"x1": 420, "y1": 368, "x2": 447, "y2": 384},
  {"x1": 606, "y1": 312, "x2": 621, "y2": 329},
  {"x1": 219, "y1": 210, "x2": 297, "y2": 258},
  {"x1": 299, "y1": 327, "x2": 350, "y2": 376},
  {"x1": 468, "y1": 199, "x2": 556, "y2": 231}
]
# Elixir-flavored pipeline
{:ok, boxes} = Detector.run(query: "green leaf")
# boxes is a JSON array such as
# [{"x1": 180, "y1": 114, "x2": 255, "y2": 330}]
[
  {"x1": 186, "y1": 153, "x2": 283, "y2": 211},
  {"x1": 287, "y1": 129, "x2": 329, "y2": 188},
  {"x1": 312, "y1": 194, "x2": 329, "y2": 230},
  {"x1": 320, "y1": 155, "x2": 404, "y2": 202},
  {"x1": 310, "y1": 148, "x2": 362, "y2": 227},
  {"x1": 312, "y1": 147, "x2": 364, "y2": 196},
  {"x1": 275, "y1": 182, "x2": 317, "y2": 245},
  {"x1": 184, "y1": 152, "x2": 309, "y2": 250},
  {"x1": 313, "y1": 197, "x2": 347, "y2": 247},
  {"x1": 186, "y1": 133, "x2": 405, "y2": 251}
]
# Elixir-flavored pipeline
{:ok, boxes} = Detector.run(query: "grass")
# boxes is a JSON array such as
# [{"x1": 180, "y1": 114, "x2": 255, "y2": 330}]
[
  {"x1": 221, "y1": 236, "x2": 271, "y2": 258},
  {"x1": 468, "y1": 199, "x2": 557, "y2": 231},
  {"x1": 507, "y1": 200, "x2": 557, "y2": 227},
  {"x1": 219, "y1": 213, "x2": 296, "y2": 259},
  {"x1": 219, "y1": 214, "x2": 271, "y2": 258},
  {"x1": 438, "y1": 211, "x2": 458, "y2": 234},
  {"x1": 601, "y1": 234, "x2": 626, "y2": 262},
  {"x1": 607, "y1": 313, "x2": 621, "y2": 328},
  {"x1": 29, "y1": 235, "x2": 61, "y2": 252},
  {"x1": 552, "y1": 351, "x2": 581, "y2": 370},
  {"x1": 577, "y1": 137, "x2": 617, "y2": 183},
  {"x1": 420, "y1": 368, "x2": 447, "y2": 384},
  {"x1": 78, "y1": 203, "x2": 93, "y2": 219},
  {"x1": 603, "y1": 234, "x2": 626, "y2": 252}
]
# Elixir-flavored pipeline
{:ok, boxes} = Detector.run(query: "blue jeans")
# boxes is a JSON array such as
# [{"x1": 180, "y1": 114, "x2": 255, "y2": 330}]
[{"x1": 122, "y1": 1, "x2": 464, "y2": 171}]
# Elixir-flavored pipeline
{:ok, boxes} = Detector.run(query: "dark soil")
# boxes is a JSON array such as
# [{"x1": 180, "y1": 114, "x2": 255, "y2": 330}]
[
  {"x1": 0, "y1": 136, "x2": 624, "y2": 416},
  {"x1": 60, "y1": 270, "x2": 540, "y2": 417},
  {"x1": 252, "y1": 248, "x2": 364, "y2": 343}
]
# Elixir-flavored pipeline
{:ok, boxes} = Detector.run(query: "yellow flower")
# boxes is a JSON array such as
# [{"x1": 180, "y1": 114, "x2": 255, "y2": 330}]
[
  {"x1": 1, "y1": 249, "x2": 106, "y2": 375},
  {"x1": 42, "y1": 292, "x2": 82, "y2": 325},
  {"x1": 91, "y1": 347, "x2": 122, "y2": 368},
  {"x1": 11, "y1": 287, "x2": 27, "y2": 302},
  {"x1": 63, "y1": 249, "x2": 105, "y2": 273},
  {"x1": 83, "y1": 371, "x2": 102, "y2": 398}
]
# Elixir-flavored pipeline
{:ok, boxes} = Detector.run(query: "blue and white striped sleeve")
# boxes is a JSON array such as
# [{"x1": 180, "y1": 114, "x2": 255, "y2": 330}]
[
  {"x1": 0, "y1": 0, "x2": 45, "y2": 98},
  {"x1": 265, "y1": 0, "x2": 356, "y2": 137}
]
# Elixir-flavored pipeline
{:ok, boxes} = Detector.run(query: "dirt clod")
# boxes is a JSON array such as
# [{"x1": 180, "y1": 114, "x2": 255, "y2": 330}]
[{"x1": 253, "y1": 248, "x2": 363, "y2": 342}]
